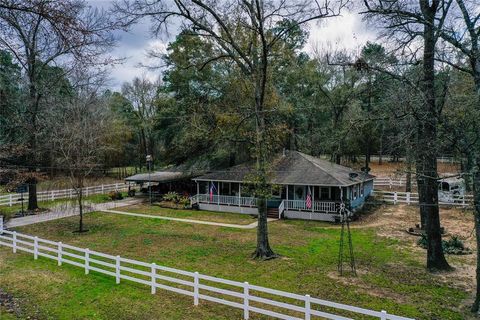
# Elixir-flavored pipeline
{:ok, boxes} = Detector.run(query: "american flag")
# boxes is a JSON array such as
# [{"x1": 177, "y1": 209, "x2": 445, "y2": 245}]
[
  {"x1": 306, "y1": 186, "x2": 312, "y2": 209},
  {"x1": 209, "y1": 182, "x2": 217, "y2": 201}
]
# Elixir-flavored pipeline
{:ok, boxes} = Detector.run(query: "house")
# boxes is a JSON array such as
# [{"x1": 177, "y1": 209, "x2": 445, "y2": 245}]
[{"x1": 191, "y1": 151, "x2": 375, "y2": 222}]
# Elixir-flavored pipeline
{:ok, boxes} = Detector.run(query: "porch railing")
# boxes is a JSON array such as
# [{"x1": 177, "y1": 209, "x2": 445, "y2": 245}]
[
  {"x1": 285, "y1": 200, "x2": 338, "y2": 214},
  {"x1": 192, "y1": 194, "x2": 257, "y2": 207}
]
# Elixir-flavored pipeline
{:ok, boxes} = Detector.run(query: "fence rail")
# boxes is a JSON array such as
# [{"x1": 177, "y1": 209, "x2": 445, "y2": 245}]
[
  {"x1": 0, "y1": 183, "x2": 128, "y2": 207},
  {"x1": 192, "y1": 194, "x2": 257, "y2": 207},
  {"x1": 372, "y1": 190, "x2": 473, "y2": 207},
  {"x1": 0, "y1": 229, "x2": 414, "y2": 320}
]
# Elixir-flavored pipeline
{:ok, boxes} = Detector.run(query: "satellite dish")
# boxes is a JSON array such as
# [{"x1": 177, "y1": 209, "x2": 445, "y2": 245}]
[{"x1": 349, "y1": 173, "x2": 358, "y2": 180}]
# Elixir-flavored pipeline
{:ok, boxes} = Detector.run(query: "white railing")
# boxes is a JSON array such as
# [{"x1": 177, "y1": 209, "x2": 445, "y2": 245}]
[
  {"x1": 192, "y1": 194, "x2": 257, "y2": 207},
  {"x1": 372, "y1": 190, "x2": 473, "y2": 207},
  {"x1": 285, "y1": 200, "x2": 337, "y2": 213},
  {"x1": 0, "y1": 183, "x2": 128, "y2": 207},
  {"x1": 0, "y1": 229, "x2": 414, "y2": 320}
]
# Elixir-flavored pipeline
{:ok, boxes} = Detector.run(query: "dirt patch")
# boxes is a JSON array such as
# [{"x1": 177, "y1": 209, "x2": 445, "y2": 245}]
[
  {"x1": 353, "y1": 204, "x2": 477, "y2": 297},
  {"x1": 0, "y1": 288, "x2": 39, "y2": 319}
]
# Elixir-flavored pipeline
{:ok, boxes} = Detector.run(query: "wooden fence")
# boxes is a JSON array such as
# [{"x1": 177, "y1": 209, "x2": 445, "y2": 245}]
[
  {"x1": 0, "y1": 229, "x2": 414, "y2": 320},
  {"x1": 0, "y1": 183, "x2": 128, "y2": 207},
  {"x1": 372, "y1": 190, "x2": 473, "y2": 207}
]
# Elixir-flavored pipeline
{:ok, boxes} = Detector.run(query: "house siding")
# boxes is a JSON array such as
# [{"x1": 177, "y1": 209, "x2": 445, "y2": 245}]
[{"x1": 349, "y1": 180, "x2": 374, "y2": 210}]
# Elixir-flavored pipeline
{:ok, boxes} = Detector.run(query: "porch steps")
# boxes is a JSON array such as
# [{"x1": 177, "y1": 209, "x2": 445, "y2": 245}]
[{"x1": 267, "y1": 208, "x2": 279, "y2": 218}]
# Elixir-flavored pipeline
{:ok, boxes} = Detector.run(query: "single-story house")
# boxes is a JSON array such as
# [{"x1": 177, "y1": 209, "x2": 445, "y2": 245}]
[{"x1": 191, "y1": 151, "x2": 375, "y2": 222}]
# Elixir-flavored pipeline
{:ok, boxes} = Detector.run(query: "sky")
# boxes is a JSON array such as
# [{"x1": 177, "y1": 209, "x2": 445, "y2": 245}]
[{"x1": 91, "y1": 1, "x2": 377, "y2": 91}]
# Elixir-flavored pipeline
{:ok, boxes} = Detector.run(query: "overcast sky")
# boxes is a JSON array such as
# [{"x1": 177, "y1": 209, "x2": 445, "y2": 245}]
[{"x1": 91, "y1": 1, "x2": 377, "y2": 91}]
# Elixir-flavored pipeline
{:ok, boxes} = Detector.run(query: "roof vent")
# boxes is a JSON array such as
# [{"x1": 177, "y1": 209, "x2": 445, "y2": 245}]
[{"x1": 349, "y1": 173, "x2": 358, "y2": 180}]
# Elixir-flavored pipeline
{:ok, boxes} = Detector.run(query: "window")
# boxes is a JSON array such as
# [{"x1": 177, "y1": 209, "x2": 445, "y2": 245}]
[
  {"x1": 353, "y1": 185, "x2": 357, "y2": 199},
  {"x1": 360, "y1": 184, "x2": 364, "y2": 197}
]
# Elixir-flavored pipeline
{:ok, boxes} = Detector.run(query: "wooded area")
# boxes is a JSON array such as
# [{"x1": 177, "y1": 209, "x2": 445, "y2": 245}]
[{"x1": 1, "y1": 0, "x2": 480, "y2": 314}]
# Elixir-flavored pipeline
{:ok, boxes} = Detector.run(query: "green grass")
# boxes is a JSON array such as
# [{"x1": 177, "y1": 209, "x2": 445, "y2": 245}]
[
  {"x1": 0, "y1": 193, "x2": 127, "y2": 221},
  {"x1": 116, "y1": 204, "x2": 256, "y2": 225},
  {"x1": 0, "y1": 209, "x2": 470, "y2": 320}
]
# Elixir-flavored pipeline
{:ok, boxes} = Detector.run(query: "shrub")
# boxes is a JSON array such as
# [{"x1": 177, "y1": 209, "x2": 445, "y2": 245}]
[
  {"x1": 108, "y1": 191, "x2": 123, "y2": 201},
  {"x1": 417, "y1": 234, "x2": 471, "y2": 255},
  {"x1": 163, "y1": 192, "x2": 179, "y2": 203}
]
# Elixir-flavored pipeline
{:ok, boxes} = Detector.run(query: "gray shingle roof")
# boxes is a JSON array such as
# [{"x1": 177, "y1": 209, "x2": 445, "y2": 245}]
[{"x1": 194, "y1": 151, "x2": 375, "y2": 186}]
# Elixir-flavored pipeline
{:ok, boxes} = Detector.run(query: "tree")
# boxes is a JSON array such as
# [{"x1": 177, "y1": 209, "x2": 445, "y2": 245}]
[
  {"x1": 121, "y1": 77, "x2": 161, "y2": 164},
  {"x1": 0, "y1": 0, "x2": 117, "y2": 210},
  {"x1": 363, "y1": 0, "x2": 451, "y2": 270},
  {"x1": 115, "y1": 0, "x2": 348, "y2": 259},
  {"x1": 49, "y1": 74, "x2": 113, "y2": 233},
  {"x1": 437, "y1": 0, "x2": 480, "y2": 311}
]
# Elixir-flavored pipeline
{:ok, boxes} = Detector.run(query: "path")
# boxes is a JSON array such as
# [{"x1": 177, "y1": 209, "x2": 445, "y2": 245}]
[
  {"x1": 101, "y1": 209, "x2": 277, "y2": 229},
  {"x1": 5, "y1": 198, "x2": 141, "y2": 228}
]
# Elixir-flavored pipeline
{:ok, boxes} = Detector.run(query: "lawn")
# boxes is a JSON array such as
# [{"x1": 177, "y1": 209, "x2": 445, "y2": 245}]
[
  {"x1": 0, "y1": 193, "x2": 128, "y2": 221},
  {"x1": 114, "y1": 203, "x2": 256, "y2": 225},
  {"x1": 0, "y1": 205, "x2": 473, "y2": 320}
]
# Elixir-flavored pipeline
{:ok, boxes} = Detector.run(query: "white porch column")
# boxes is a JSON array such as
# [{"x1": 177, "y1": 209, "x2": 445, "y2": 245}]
[
  {"x1": 238, "y1": 184, "x2": 241, "y2": 207},
  {"x1": 286, "y1": 185, "x2": 289, "y2": 210},
  {"x1": 196, "y1": 181, "x2": 199, "y2": 196},
  {"x1": 311, "y1": 186, "x2": 314, "y2": 212}
]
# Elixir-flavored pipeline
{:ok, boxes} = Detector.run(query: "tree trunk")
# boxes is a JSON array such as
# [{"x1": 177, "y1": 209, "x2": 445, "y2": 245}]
[
  {"x1": 27, "y1": 179, "x2": 38, "y2": 211},
  {"x1": 78, "y1": 188, "x2": 84, "y2": 233},
  {"x1": 472, "y1": 162, "x2": 480, "y2": 313},
  {"x1": 417, "y1": 0, "x2": 450, "y2": 270}
]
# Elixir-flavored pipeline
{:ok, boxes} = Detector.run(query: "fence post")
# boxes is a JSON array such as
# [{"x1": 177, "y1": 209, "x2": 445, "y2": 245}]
[
  {"x1": 34, "y1": 236, "x2": 38, "y2": 260},
  {"x1": 115, "y1": 255, "x2": 121, "y2": 284},
  {"x1": 389, "y1": 178, "x2": 392, "y2": 189},
  {"x1": 151, "y1": 263, "x2": 156, "y2": 294},
  {"x1": 380, "y1": 310, "x2": 387, "y2": 320},
  {"x1": 406, "y1": 192, "x2": 411, "y2": 205},
  {"x1": 194, "y1": 272, "x2": 199, "y2": 306},
  {"x1": 102, "y1": 184, "x2": 104, "y2": 194},
  {"x1": 85, "y1": 248, "x2": 90, "y2": 275},
  {"x1": 393, "y1": 192, "x2": 398, "y2": 205},
  {"x1": 12, "y1": 231, "x2": 17, "y2": 253},
  {"x1": 243, "y1": 282, "x2": 249, "y2": 320},
  {"x1": 305, "y1": 294, "x2": 311, "y2": 320},
  {"x1": 9, "y1": 194, "x2": 13, "y2": 206},
  {"x1": 0, "y1": 215, "x2": 3, "y2": 234},
  {"x1": 51, "y1": 190, "x2": 54, "y2": 201},
  {"x1": 58, "y1": 242, "x2": 62, "y2": 266}
]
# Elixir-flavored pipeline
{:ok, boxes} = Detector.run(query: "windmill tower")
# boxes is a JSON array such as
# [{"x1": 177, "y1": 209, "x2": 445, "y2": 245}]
[{"x1": 337, "y1": 203, "x2": 357, "y2": 276}]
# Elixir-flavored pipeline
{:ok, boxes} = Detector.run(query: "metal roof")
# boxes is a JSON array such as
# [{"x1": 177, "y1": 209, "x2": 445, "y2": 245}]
[
  {"x1": 194, "y1": 151, "x2": 375, "y2": 186},
  {"x1": 125, "y1": 171, "x2": 195, "y2": 183}
]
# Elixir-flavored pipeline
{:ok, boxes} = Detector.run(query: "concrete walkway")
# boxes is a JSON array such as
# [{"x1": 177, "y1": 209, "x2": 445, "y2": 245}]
[
  {"x1": 5, "y1": 198, "x2": 141, "y2": 228},
  {"x1": 101, "y1": 209, "x2": 277, "y2": 229}
]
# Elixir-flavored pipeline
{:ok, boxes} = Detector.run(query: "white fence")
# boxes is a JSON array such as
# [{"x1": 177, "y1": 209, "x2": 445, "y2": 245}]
[
  {"x1": 374, "y1": 178, "x2": 415, "y2": 189},
  {"x1": 0, "y1": 229, "x2": 414, "y2": 320},
  {"x1": 0, "y1": 183, "x2": 128, "y2": 207},
  {"x1": 372, "y1": 190, "x2": 473, "y2": 207}
]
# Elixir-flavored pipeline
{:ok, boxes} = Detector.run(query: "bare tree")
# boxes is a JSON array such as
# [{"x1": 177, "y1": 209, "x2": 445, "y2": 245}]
[
  {"x1": 363, "y1": 0, "x2": 451, "y2": 270},
  {"x1": 0, "y1": 0, "x2": 118, "y2": 210},
  {"x1": 49, "y1": 72, "x2": 112, "y2": 233},
  {"x1": 122, "y1": 76, "x2": 160, "y2": 161},
  {"x1": 114, "y1": 0, "x2": 348, "y2": 259},
  {"x1": 436, "y1": 0, "x2": 480, "y2": 311}
]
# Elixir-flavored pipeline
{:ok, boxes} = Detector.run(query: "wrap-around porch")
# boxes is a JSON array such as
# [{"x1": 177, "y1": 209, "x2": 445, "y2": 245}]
[{"x1": 191, "y1": 182, "x2": 348, "y2": 221}]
